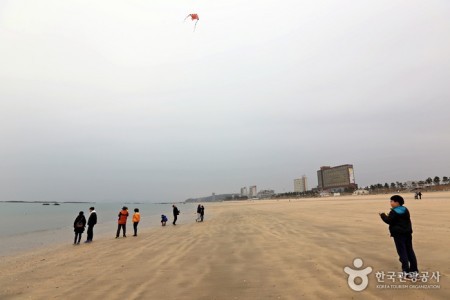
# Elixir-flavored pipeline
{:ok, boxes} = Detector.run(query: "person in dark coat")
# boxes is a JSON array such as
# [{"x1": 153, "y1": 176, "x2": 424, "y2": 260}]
[
  {"x1": 73, "y1": 211, "x2": 87, "y2": 245},
  {"x1": 85, "y1": 207, "x2": 97, "y2": 243},
  {"x1": 172, "y1": 205, "x2": 180, "y2": 225},
  {"x1": 196, "y1": 204, "x2": 202, "y2": 222},
  {"x1": 379, "y1": 195, "x2": 419, "y2": 278},
  {"x1": 200, "y1": 205, "x2": 205, "y2": 222}
]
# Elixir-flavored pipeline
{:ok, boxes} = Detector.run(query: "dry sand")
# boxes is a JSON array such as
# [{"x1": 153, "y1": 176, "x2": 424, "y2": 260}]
[{"x1": 0, "y1": 192, "x2": 449, "y2": 300}]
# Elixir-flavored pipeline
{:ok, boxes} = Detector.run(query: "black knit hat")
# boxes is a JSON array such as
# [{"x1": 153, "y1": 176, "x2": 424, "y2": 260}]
[{"x1": 390, "y1": 195, "x2": 404, "y2": 205}]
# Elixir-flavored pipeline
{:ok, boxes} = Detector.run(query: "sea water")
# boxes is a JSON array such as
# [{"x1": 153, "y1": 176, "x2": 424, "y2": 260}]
[{"x1": 0, "y1": 202, "x2": 197, "y2": 257}]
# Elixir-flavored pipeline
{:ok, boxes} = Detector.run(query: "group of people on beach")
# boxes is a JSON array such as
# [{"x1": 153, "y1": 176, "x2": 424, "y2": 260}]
[
  {"x1": 73, "y1": 207, "x2": 97, "y2": 244},
  {"x1": 115, "y1": 206, "x2": 141, "y2": 238},
  {"x1": 196, "y1": 204, "x2": 205, "y2": 222},
  {"x1": 72, "y1": 204, "x2": 204, "y2": 244},
  {"x1": 71, "y1": 197, "x2": 417, "y2": 280}
]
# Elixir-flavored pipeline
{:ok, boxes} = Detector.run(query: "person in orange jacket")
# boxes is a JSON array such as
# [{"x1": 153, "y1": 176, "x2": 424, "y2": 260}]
[
  {"x1": 132, "y1": 208, "x2": 140, "y2": 236},
  {"x1": 116, "y1": 206, "x2": 129, "y2": 238}
]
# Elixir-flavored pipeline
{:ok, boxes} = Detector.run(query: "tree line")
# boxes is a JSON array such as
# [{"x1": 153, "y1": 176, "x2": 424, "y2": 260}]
[{"x1": 365, "y1": 176, "x2": 449, "y2": 191}]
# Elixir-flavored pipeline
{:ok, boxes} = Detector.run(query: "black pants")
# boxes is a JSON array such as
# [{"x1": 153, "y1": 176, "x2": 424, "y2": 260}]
[
  {"x1": 173, "y1": 215, "x2": 177, "y2": 225},
  {"x1": 133, "y1": 222, "x2": 139, "y2": 236},
  {"x1": 117, "y1": 224, "x2": 126, "y2": 237},
  {"x1": 87, "y1": 225, "x2": 94, "y2": 241},
  {"x1": 393, "y1": 235, "x2": 418, "y2": 273},
  {"x1": 74, "y1": 232, "x2": 82, "y2": 244}
]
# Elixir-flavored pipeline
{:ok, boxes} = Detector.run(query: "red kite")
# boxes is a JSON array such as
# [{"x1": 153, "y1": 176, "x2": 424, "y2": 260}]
[{"x1": 184, "y1": 14, "x2": 199, "y2": 31}]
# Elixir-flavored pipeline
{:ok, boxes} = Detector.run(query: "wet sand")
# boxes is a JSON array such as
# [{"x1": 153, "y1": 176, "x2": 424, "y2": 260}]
[{"x1": 0, "y1": 192, "x2": 449, "y2": 299}]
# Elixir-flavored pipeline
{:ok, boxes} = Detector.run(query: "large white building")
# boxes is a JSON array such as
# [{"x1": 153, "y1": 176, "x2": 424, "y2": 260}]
[
  {"x1": 294, "y1": 176, "x2": 308, "y2": 193},
  {"x1": 248, "y1": 186, "x2": 257, "y2": 198},
  {"x1": 240, "y1": 187, "x2": 248, "y2": 196}
]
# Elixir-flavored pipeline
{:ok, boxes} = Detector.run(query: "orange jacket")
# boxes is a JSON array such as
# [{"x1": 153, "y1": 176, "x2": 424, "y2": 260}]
[
  {"x1": 133, "y1": 212, "x2": 140, "y2": 223},
  {"x1": 118, "y1": 209, "x2": 129, "y2": 224}
]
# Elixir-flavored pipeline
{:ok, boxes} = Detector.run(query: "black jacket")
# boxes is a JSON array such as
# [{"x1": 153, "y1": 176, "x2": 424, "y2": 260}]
[
  {"x1": 88, "y1": 211, "x2": 97, "y2": 226},
  {"x1": 380, "y1": 206, "x2": 413, "y2": 237},
  {"x1": 173, "y1": 207, "x2": 180, "y2": 216},
  {"x1": 74, "y1": 215, "x2": 87, "y2": 233}
]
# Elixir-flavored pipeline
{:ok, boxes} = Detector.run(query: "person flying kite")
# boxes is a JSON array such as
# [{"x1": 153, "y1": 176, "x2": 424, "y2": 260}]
[{"x1": 184, "y1": 14, "x2": 199, "y2": 31}]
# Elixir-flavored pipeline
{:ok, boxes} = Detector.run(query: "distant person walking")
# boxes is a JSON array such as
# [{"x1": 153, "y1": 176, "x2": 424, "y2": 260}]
[
  {"x1": 116, "y1": 206, "x2": 129, "y2": 238},
  {"x1": 132, "y1": 208, "x2": 140, "y2": 236},
  {"x1": 172, "y1": 205, "x2": 180, "y2": 225},
  {"x1": 85, "y1": 207, "x2": 97, "y2": 243},
  {"x1": 200, "y1": 205, "x2": 205, "y2": 222},
  {"x1": 73, "y1": 211, "x2": 86, "y2": 245},
  {"x1": 379, "y1": 195, "x2": 419, "y2": 279},
  {"x1": 418, "y1": 192, "x2": 422, "y2": 199},
  {"x1": 196, "y1": 204, "x2": 202, "y2": 222}
]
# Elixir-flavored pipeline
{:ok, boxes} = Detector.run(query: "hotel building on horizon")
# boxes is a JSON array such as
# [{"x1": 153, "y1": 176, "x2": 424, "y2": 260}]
[
  {"x1": 317, "y1": 164, "x2": 357, "y2": 192},
  {"x1": 294, "y1": 176, "x2": 308, "y2": 193}
]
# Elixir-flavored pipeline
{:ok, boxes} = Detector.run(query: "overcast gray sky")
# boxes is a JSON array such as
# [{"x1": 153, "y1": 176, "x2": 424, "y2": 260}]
[{"x1": 1, "y1": 0, "x2": 449, "y2": 202}]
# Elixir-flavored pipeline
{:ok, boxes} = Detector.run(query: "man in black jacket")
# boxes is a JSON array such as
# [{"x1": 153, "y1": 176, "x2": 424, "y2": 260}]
[
  {"x1": 379, "y1": 195, "x2": 418, "y2": 277},
  {"x1": 172, "y1": 205, "x2": 180, "y2": 225},
  {"x1": 86, "y1": 207, "x2": 97, "y2": 243}
]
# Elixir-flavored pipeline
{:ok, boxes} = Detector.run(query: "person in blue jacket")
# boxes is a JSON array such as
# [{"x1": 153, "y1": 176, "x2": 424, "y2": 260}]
[
  {"x1": 161, "y1": 214, "x2": 168, "y2": 226},
  {"x1": 379, "y1": 195, "x2": 419, "y2": 278}
]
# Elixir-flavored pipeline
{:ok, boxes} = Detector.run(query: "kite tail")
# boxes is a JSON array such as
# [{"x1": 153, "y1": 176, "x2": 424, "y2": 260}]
[
  {"x1": 193, "y1": 19, "x2": 198, "y2": 32},
  {"x1": 184, "y1": 14, "x2": 191, "y2": 22}
]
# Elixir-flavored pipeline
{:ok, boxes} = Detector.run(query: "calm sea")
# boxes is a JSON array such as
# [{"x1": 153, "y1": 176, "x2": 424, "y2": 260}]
[{"x1": 0, "y1": 202, "x2": 197, "y2": 257}]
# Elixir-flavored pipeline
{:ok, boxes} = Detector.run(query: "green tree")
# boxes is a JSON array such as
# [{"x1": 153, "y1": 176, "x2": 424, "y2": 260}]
[
  {"x1": 411, "y1": 182, "x2": 417, "y2": 188},
  {"x1": 418, "y1": 180, "x2": 425, "y2": 187},
  {"x1": 384, "y1": 183, "x2": 389, "y2": 189},
  {"x1": 390, "y1": 182, "x2": 396, "y2": 189},
  {"x1": 443, "y1": 176, "x2": 449, "y2": 185},
  {"x1": 426, "y1": 177, "x2": 433, "y2": 185},
  {"x1": 433, "y1": 176, "x2": 440, "y2": 185}
]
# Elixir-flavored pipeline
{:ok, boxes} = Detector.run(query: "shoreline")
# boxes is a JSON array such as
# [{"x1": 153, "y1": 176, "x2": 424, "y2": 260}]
[{"x1": 0, "y1": 202, "x2": 198, "y2": 257}]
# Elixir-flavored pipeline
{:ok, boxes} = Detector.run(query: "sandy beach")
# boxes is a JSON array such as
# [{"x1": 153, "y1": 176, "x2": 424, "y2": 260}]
[{"x1": 0, "y1": 192, "x2": 448, "y2": 300}]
